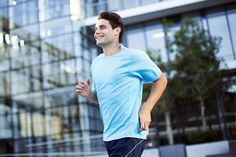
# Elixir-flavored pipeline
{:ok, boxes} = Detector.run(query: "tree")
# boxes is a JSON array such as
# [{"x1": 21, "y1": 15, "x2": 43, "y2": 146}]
[
  {"x1": 144, "y1": 18, "x2": 229, "y2": 145},
  {"x1": 166, "y1": 18, "x2": 231, "y2": 140}
]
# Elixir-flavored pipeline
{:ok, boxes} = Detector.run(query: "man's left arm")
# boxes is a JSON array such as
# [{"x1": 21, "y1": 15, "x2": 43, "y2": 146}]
[{"x1": 139, "y1": 74, "x2": 168, "y2": 131}]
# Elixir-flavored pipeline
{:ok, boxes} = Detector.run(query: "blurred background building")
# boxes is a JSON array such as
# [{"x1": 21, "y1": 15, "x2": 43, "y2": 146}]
[{"x1": 0, "y1": 0, "x2": 235, "y2": 156}]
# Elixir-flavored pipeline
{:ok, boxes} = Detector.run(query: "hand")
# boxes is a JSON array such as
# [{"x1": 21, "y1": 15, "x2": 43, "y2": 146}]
[
  {"x1": 139, "y1": 105, "x2": 151, "y2": 131},
  {"x1": 75, "y1": 78, "x2": 91, "y2": 97}
]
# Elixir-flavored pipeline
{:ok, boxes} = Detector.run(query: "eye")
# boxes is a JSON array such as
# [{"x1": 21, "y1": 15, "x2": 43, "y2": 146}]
[{"x1": 100, "y1": 25, "x2": 106, "y2": 30}]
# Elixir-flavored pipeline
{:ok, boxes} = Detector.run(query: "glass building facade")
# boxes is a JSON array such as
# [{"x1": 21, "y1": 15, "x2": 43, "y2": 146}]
[
  {"x1": 0, "y1": 0, "x2": 236, "y2": 156},
  {"x1": 0, "y1": 0, "x2": 103, "y2": 155}
]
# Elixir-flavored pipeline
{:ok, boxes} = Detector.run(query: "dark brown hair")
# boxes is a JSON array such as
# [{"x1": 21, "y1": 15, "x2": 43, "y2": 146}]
[{"x1": 98, "y1": 12, "x2": 124, "y2": 43}]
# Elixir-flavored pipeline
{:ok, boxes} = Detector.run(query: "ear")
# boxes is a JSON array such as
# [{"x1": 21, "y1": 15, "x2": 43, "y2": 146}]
[{"x1": 114, "y1": 27, "x2": 121, "y2": 35}]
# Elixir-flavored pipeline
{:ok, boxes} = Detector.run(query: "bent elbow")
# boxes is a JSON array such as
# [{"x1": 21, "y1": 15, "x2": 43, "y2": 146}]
[{"x1": 162, "y1": 75, "x2": 168, "y2": 88}]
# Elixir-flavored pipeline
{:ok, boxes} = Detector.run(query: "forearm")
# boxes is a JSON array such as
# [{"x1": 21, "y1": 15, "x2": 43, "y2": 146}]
[
  {"x1": 143, "y1": 74, "x2": 168, "y2": 112},
  {"x1": 87, "y1": 92, "x2": 99, "y2": 104}
]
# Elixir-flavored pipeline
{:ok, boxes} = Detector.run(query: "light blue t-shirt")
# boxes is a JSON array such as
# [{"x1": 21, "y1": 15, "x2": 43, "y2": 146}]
[{"x1": 91, "y1": 45, "x2": 162, "y2": 141}]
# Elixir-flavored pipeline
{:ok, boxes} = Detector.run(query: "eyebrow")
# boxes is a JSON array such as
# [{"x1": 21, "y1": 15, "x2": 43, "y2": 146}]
[{"x1": 94, "y1": 24, "x2": 107, "y2": 30}]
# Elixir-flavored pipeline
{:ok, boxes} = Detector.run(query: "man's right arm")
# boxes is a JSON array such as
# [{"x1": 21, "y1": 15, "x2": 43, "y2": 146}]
[
  {"x1": 75, "y1": 79, "x2": 98, "y2": 104},
  {"x1": 87, "y1": 92, "x2": 98, "y2": 104}
]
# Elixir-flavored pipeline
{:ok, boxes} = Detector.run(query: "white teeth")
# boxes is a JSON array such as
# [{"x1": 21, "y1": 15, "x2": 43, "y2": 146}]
[{"x1": 96, "y1": 36, "x2": 103, "y2": 39}]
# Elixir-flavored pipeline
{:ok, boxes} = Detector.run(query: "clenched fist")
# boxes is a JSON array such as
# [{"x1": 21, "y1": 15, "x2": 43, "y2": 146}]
[{"x1": 75, "y1": 78, "x2": 91, "y2": 98}]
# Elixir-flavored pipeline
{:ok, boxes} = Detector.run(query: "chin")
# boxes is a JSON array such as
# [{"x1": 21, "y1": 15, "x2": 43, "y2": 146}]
[{"x1": 96, "y1": 42, "x2": 105, "y2": 47}]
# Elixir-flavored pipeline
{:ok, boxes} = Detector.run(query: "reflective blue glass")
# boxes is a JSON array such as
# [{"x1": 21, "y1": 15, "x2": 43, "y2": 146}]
[
  {"x1": 126, "y1": 25, "x2": 146, "y2": 51},
  {"x1": 207, "y1": 10, "x2": 234, "y2": 60},
  {"x1": 228, "y1": 8, "x2": 236, "y2": 58},
  {"x1": 145, "y1": 23, "x2": 167, "y2": 62}
]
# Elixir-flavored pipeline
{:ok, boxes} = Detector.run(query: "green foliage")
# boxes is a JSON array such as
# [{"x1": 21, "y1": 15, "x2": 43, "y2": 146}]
[
  {"x1": 169, "y1": 19, "x2": 223, "y2": 100},
  {"x1": 186, "y1": 130, "x2": 222, "y2": 144},
  {"x1": 144, "y1": 18, "x2": 228, "y2": 123}
]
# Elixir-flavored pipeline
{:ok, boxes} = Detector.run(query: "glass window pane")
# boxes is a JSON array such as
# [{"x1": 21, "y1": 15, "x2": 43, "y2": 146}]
[
  {"x1": 76, "y1": 57, "x2": 84, "y2": 80},
  {"x1": 228, "y1": 9, "x2": 236, "y2": 56},
  {"x1": 0, "y1": 102, "x2": 11, "y2": 138},
  {"x1": 122, "y1": 0, "x2": 140, "y2": 9},
  {"x1": 126, "y1": 25, "x2": 146, "y2": 51},
  {"x1": 107, "y1": 0, "x2": 120, "y2": 11},
  {"x1": 29, "y1": 66, "x2": 42, "y2": 91},
  {"x1": 39, "y1": 2, "x2": 70, "y2": 21},
  {"x1": 0, "y1": 0, "x2": 8, "y2": 8},
  {"x1": 41, "y1": 42, "x2": 60, "y2": 63},
  {"x1": 93, "y1": 0, "x2": 108, "y2": 16},
  {"x1": 9, "y1": 1, "x2": 39, "y2": 27},
  {"x1": 0, "y1": 43, "x2": 10, "y2": 71},
  {"x1": 0, "y1": 7, "x2": 8, "y2": 18},
  {"x1": 28, "y1": 45, "x2": 41, "y2": 66},
  {"x1": 43, "y1": 34, "x2": 74, "y2": 61},
  {"x1": 0, "y1": 72, "x2": 10, "y2": 96},
  {"x1": 166, "y1": 24, "x2": 180, "y2": 61},
  {"x1": 10, "y1": 3, "x2": 26, "y2": 27},
  {"x1": 11, "y1": 24, "x2": 40, "y2": 42},
  {"x1": 11, "y1": 69, "x2": 30, "y2": 95},
  {"x1": 145, "y1": 23, "x2": 167, "y2": 62},
  {"x1": 19, "y1": 109, "x2": 28, "y2": 137},
  {"x1": 10, "y1": 38, "x2": 25, "y2": 69},
  {"x1": 32, "y1": 112, "x2": 45, "y2": 137},
  {"x1": 207, "y1": 10, "x2": 234, "y2": 61},
  {"x1": 141, "y1": 0, "x2": 158, "y2": 5},
  {"x1": 60, "y1": 59, "x2": 76, "y2": 85},
  {"x1": 42, "y1": 62, "x2": 61, "y2": 89},
  {"x1": 40, "y1": 17, "x2": 72, "y2": 38}
]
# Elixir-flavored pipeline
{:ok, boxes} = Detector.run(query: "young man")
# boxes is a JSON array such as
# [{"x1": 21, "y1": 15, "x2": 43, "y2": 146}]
[{"x1": 75, "y1": 12, "x2": 167, "y2": 157}]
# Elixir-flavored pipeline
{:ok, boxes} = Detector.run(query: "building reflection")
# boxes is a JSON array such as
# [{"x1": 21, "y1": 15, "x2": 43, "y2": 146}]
[{"x1": 0, "y1": 1, "x2": 103, "y2": 154}]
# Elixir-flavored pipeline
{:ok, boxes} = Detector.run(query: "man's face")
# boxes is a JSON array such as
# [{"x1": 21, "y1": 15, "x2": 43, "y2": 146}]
[{"x1": 94, "y1": 19, "x2": 118, "y2": 47}]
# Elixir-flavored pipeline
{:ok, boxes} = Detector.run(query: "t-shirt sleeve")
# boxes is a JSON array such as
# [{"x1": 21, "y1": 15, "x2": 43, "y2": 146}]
[
  {"x1": 132, "y1": 51, "x2": 162, "y2": 83},
  {"x1": 91, "y1": 77, "x2": 96, "y2": 92},
  {"x1": 91, "y1": 62, "x2": 96, "y2": 92}
]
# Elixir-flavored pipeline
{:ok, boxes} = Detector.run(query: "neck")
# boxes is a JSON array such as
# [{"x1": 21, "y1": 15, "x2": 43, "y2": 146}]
[{"x1": 102, "y1": 42, "x2": 120, "y2": 56}]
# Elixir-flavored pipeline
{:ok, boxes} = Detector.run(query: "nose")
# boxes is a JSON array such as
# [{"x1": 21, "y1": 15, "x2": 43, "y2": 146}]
[
  {"x1": 94, "y1": 30, "x2": 101, "y2": 39},
  {"x1": 94, "y1": 28, "x2": 100, "y2": 35}
]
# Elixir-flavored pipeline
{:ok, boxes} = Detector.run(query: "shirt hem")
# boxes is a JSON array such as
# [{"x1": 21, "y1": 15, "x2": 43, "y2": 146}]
[{"x1": 103, "y1": 135, "x2": 147, "y2": 142}]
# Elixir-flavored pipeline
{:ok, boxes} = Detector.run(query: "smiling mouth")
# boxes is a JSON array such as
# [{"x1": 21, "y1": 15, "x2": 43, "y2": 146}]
[{"x1": 95, "y1": 36, "x2": 104, "y2": 40}]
